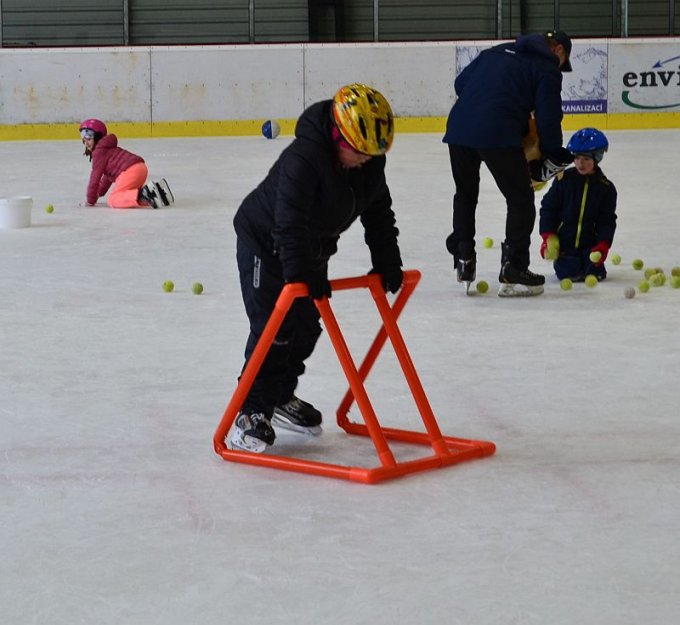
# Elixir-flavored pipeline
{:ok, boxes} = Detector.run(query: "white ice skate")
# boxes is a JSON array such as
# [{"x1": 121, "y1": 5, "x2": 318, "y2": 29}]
[
  {"x1": 497, "y1": 283, "x2": 544, "y2": 297},
  {"x1": 152, "y1": 179, "x2": 174, "y2": 206}
]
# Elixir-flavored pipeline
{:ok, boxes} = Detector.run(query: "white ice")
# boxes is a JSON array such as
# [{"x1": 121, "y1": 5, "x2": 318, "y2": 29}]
[{"x1": 1, "y1": 131, "x2": 679, "y2": 625}]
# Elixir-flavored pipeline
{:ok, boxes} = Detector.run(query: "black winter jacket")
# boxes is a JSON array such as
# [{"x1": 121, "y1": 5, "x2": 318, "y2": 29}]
[
  {"x1": 234, "y1": 100, "x2": 402, "y2": 280},
  {"x1": 443, "y1": 34, "x2": 564, "y2": 155},
  {"x1": 539, "y1": 167, "x2": 617, "y2": 251}
]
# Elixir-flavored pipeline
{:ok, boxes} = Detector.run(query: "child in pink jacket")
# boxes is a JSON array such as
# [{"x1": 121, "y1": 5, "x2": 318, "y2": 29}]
[{"x1": 79, "y1": 118, "x2": 173, "y2": 209}]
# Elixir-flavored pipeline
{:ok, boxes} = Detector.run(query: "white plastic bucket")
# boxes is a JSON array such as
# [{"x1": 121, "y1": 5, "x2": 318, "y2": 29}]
[{"x1": 0, "y1": 196, "x2": 33, "y2": 229}]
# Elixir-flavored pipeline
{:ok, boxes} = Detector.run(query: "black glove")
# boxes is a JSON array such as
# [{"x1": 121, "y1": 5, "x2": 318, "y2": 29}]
[
  {"x1": 370, "y1": 265, "x2": 403, "y2": 294},
  {"x1": 288, "y1": 272, "x2": 331, "y2": 300},
  {"x1": 530, "y1": 147, "x2": 574, "y2": 182}
]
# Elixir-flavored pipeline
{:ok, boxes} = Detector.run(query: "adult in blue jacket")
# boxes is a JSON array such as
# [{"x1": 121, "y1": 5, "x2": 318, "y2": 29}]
[
  {"x1": 230, "y1": 84, "x2": 403, "y2": 453},
  {"x1": 443, "y1": 30, "x2": 574, "y2": 297}
]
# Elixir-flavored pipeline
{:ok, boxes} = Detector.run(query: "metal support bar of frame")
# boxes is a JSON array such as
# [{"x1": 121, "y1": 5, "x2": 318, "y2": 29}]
[
  {"x1": 249, "y1": 0, "x2": 255, "y2": 43},
  {"x1": 496, "y1": 0, "x2": 503, "y2": 39},
  {"x1": 670, "y1": 0, "x2": 676, "y2": 34},
  {"x1": 621, "y1": 0, "x2": 629, "y2": 36},
  {"x1": 373, "y1": 0, "x2": 379, "y2": 42},
  {"x1": 123, "y1": 0, "x2": 129, "y2": 45}
]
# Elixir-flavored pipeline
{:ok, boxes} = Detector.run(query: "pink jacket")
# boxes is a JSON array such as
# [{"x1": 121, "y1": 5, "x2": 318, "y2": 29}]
[{"x1": 86, "y1": 134, "x2": 144, "y2": 205}]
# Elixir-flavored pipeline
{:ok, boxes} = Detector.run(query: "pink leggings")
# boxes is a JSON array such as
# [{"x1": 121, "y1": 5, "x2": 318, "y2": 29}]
[{"x1": 108, "y1": 162, "x2": 149, "y2": 208}]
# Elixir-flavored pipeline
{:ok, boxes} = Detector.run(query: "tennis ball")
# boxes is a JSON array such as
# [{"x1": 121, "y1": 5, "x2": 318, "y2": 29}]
[
  {"x1": 585, "y1": 274, "x2": 598, "y2": 288},
  {"x1": 589, "y1": 251, "x2": 602, "y2": 263},
  {"x1": 192, "y1": 282, "x2": 204, "y2": 295},
  {"x1": 649, "y1": 273, "x2": 664, "y2": 287},
  {"x1": 632, "y1": 259, "x2": 644, "y2": 270},
  {"x1": 643, "y1": 268, "x2": 656, "y2": 279},
  {"x1": 611, "y1": 253, "x2": 621, "y2": 265},
  {"x1": 476, "y1": 280, "x2": 489, "y2": 294},
  {"x1": 560, "y1": 278, "x2": 572, "y2": 291},
  {"x1": 482, "y1": 237, "x2": 493, "y2": 249},
  {"x1": 624, "y1": 287, "x2": 636, "y2": 299},
  {"x1": 162, "y1": 280, "x2": 174, "y2": 293},
  {"x1": 45, "y1": 203, "x2": 54, "y2": 214},
  {"x1": 638, "y1": 280, "x2": 650, "y2": 293},
  {"x1": 670, "y1": 275, "x2": 680, "y2": 289},
  {"x1": 671, "y1": 266, "x2": 680, "y2": 278},
  {"x1": 544, "y1": 235, "x2": 560, "y2": 260}
]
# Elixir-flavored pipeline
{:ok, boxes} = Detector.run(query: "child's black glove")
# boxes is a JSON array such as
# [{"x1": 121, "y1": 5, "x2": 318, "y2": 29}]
[
  {"x1": 369, "y1": 265, "x2": 403, "y2": 294},
  {"x1": 288, "y1": 272, "x2": 332, "y2": 300}
]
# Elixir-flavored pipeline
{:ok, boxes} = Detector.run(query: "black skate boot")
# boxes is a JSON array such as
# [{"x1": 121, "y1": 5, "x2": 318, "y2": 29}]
[
  {"x1": 498, "y1": 263, "x2": 545, "y2": 297},
  {"x1": 273, "y1": 395, "x2": 323, "y2": 435},
  {"x1": 228, "y1": 411, "x2": 276, "y2": 453},
  {"x1": 455, "y1": 241, "x2": 476, "y2": 295},
  {"x1": 138, "y1": 184, "x2": 159, "y2": 208},
  {"x1": 498, "y1": 242, "x2": 544, "y2": 297}
]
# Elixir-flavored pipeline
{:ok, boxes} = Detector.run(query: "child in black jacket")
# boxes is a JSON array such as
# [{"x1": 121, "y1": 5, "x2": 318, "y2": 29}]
[
  {"x1": 229, "y1": 84, "x2": 402, "y2": 453},
  {"x1": 539, "y1": 128, "x2": 617, "y2": 281}
]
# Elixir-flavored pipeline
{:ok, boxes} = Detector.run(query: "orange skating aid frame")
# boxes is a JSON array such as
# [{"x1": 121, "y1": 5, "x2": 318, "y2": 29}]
[{"x1": 213, "y1": 269, "x2": 495, "y2": 484}]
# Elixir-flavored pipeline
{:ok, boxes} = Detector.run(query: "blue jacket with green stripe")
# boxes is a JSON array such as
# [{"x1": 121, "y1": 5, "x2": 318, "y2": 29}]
[{"x1": 539, "y1": 166, "x2": 617, "y2": 252}]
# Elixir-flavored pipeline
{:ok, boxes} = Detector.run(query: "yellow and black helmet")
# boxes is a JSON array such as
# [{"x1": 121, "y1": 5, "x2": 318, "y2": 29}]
[{"x1": 332, "y1": 83, "x2": 394, "y2": 156}]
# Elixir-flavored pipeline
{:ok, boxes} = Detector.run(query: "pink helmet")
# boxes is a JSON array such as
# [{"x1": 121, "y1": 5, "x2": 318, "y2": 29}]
[{"x1": 79, "y1": 118, "x2": 107, "y2": 139}]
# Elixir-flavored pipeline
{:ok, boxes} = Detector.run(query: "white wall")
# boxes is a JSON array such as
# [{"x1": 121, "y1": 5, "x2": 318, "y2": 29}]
[{"x1": 1, "y1": 39, "x2": 679, "y2": 129}]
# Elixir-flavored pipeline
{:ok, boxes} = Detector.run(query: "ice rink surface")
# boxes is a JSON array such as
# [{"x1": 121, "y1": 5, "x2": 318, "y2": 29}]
[{"x1": 1, "y1": 130, "x2": 679, "y2": 624}]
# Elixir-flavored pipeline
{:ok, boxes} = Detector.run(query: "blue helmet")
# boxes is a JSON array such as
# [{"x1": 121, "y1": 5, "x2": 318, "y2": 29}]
[{"x1": 567, "y1": 128, "x2": 609, "y2": 163}]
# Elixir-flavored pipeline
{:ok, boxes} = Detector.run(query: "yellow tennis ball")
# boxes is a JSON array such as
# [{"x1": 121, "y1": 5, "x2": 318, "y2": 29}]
[
  {"x1": 649, "y1": 273, "x2": 664, "y2": 287},
  {"x1": 476, "y1": 280, "x2": 489, "y2": 294},
  {"x1": 585, "y1": 274, "x2": 598, "y2": 288},
  {"x1": 589, "y1": 251, "x2": 602, "y2": 263},
  {"x1": 670, "y1": 275, "x2": 680, "y2": 289},
  {"x1": 671, "y1": 266, "x2": 680, "y2": 278},
  {"x1": 560, "y1": 278, "x2": 572, "y2": 291},
  {"x1": 638, "y1": 280, "x2": 650, "y2": 293},
  {"x1": 632, "y1": 259, "x2": 644, "y2": 270},
  {"x1": 482, "y1": 237, "x2": 493, "y2": 249},
  {"x1": 162, "y1": 280, "x2": 174, "y2": 293},
  {"x1": 545, "y1": 235, "x2": 560, "y2": 260},
  {"x1": 45, "y1": 203, "x2": 54, "y2": 213},
  {"x1": 192, "y1": 282, "x2": 204, "y2": 295},
  {"x1": 611, "y1": 253, "x2": 621, "y2": 265}
]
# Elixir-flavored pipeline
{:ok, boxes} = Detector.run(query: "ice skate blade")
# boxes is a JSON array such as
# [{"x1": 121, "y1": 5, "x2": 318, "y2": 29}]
[
  {"x1": 271, "y1": 414, "x2": 323, "y2": 436},
  {"x1": 227, "y1": 427, "x2": 269, "y2": 453},
  {"x1": 497, "y1": 283, "x2": 544, "y2": 297}
]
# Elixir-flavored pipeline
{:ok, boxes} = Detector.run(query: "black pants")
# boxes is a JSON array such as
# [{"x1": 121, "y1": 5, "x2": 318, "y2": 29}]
[
  {"x1": 447, "y1": 144, "x2": 536, "y2": 269},
  {"x1": 236, "y1": 238, "x2": 323, "y2": 417}
]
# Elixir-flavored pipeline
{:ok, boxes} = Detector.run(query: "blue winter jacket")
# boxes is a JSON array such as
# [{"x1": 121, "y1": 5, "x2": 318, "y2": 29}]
[
  {"x1": 233, "y1": 100, "x2": 402, "y2": 281},
  {"x1": 443, "y1": 34, "x2": 564, "y2": 155},
  {"x1": 539, "y1": 167, "x2": 617, "y2": 251}
]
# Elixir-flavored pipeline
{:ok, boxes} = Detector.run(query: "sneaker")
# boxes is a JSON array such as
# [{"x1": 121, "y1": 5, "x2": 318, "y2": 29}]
[
  {"x1": 273, "y1": 395, "x2": 323, "y2": 435},
  {"x1": 138, "y1": 184, "x2": 159, "y2": 208},
  {"x1": 498, "y1": 262, "x2": 545, "y2": 297},
  {"x1": 228, "y1": 411, "x2": 275, "y2": 453}
]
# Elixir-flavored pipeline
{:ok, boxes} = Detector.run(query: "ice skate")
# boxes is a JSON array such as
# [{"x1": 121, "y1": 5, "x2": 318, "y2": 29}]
[
  {"x1": 273, "y1": 395, "x2": 323, "y2": 436},
  {"x1": 228, "y1": 411, "x2": 275, "y2": 453},
  {"x1": 498, "y1": 262, "x2": 545, "y2": 297},
  {"x1": 138, "y1": 184, "x2": 159, "y2": 208},
  {"x1": 152, "y1": 179, "x2": 174, "y2": 206},
  {"x1": 456, "y1": 258, "x2": 476, "y2": 295}
]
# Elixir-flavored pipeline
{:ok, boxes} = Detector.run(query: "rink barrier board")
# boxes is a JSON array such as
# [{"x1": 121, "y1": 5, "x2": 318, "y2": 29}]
[{"x1": 3, "y1": 112, "x2": 680, "y2": 141}]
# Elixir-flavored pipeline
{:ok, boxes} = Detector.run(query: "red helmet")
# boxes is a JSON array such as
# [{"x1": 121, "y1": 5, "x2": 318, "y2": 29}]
[{"x1": 79, "y1": 118, "x2": 107, "y2": 139}]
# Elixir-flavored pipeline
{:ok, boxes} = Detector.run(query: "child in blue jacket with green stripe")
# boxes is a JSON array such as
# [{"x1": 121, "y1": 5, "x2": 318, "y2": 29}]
[{"x1": 539, "y1": 128, "x2": 618, "y2": 281}]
